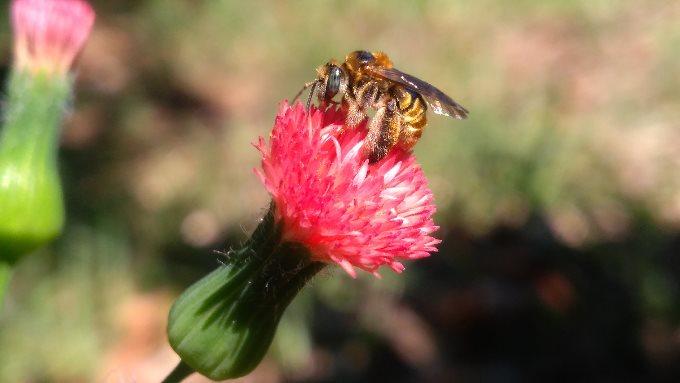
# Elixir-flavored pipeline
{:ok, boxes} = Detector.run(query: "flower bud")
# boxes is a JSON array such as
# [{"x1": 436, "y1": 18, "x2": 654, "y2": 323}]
[{"x1": 0, "y1": 0, "x2": 95, "y2": 299}]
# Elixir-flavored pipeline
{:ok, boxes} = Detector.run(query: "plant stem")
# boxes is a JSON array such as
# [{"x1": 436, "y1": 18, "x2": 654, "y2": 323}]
[
  {"x1": 161, "y1": 360, "x2": 195, "y2": 383},
  {"x1": 0, "y1": 261, "x2": 12, "y2": 306}
]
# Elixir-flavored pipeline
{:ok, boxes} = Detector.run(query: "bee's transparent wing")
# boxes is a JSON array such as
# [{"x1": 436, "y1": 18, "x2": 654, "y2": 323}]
[{"x1": 369, "y1": 67, "x2": 469, "y2": 119}]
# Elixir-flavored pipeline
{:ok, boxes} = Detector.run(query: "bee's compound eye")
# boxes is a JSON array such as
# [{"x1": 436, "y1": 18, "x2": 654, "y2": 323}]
[
  {"x1": 355, "y1": 50, "x2": 375, "y2": 64},
  {"x1": 325, "y1": 66, "x2": 342, "y2": 99}
]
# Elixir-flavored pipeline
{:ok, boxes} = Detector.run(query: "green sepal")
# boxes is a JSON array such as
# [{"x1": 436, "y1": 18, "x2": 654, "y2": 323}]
[{"x1": 167, "y1": 206, "x2": 324, "y2": 380}]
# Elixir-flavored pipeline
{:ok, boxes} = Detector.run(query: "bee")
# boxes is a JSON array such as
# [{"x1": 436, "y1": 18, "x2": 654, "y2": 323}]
[{"x1": 294, "y1": 50, "x2": 469, "y2": 163}]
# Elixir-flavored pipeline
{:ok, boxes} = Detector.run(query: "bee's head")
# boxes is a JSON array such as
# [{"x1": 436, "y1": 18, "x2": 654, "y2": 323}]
[{"x1": 316, "y1": 62, "x2": 347, "y2": 102}]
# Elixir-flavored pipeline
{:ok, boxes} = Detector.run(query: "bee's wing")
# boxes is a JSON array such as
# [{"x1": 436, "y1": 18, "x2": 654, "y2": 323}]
[{"x1": 368, "y1": 67, "x2": 469, "y2": 119}]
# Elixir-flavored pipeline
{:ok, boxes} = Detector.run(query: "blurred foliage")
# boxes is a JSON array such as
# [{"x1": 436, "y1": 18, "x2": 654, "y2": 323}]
[{"x1": 0, "y1": 0, "x2": 679, "y2": 382}]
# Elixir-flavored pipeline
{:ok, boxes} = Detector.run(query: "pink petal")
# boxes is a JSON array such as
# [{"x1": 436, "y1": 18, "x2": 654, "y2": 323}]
[{"x1": 254, "y1": 103, "x2": 441, "y2": 277}]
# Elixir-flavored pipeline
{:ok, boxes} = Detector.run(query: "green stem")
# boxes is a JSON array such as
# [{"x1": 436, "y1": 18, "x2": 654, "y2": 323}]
[
  {"x1": 161, "y1": 360, "x2": 195, "y2": 383},
  {"x1": 0, "y1": 261, "x2": 12, "y2": 307}
]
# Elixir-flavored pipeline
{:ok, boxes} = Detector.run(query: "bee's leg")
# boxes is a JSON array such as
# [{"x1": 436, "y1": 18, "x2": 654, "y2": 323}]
[
  {"x1": 364, "y1": 99, "x2": 401, "y2": 163},
  {"x1": 346, "y1": 81, "x2": 381, "y2": 128},
  {"x1": 343, "y1": 96, "x2": 366, "y2": 128},
  {"x1": 292, "y1": 80, "x2": 318, "y2": 107},
  {"x1": 398, "y1": 115, "x2": 426, "y2": 150},
  {"x1": 306, "y1": 82, "x2": 318, "y2": 111}
]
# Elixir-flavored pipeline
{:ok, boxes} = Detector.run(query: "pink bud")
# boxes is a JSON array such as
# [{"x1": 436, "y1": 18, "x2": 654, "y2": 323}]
[{"x1": 11, "y1": 0, "x2": 95, "y2": 75}]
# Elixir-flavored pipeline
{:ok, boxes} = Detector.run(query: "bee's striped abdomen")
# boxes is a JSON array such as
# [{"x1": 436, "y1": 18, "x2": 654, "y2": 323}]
[{"x1": 393, "y1": 86, "x2": 427, "y2": 149}]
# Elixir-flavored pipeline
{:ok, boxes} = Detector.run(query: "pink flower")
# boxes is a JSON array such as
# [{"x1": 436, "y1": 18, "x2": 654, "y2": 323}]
[
  {"x1": 11, "y1": 0, "x2": 95, "y2": 75},
  {"x1": 255, "y1": 102, "x2": 441, "y2": 277}
]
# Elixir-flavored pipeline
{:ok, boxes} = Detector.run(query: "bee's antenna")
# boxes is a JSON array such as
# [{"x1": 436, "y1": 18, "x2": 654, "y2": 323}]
[
  {"x1": 306, "y1": 82, "x2": 317, "y2": 111},
  {"x1": 292, "y1": 80, "x2": 317, "y2": 107}
]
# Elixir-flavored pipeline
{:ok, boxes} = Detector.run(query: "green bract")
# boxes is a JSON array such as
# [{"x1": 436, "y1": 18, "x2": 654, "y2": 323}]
[
  {"x1": 0, "y1": 70, "x2": 69, "y2": 300},
  {"x1": 167, "y1": 207, "x2": 324, "y2": 381}
]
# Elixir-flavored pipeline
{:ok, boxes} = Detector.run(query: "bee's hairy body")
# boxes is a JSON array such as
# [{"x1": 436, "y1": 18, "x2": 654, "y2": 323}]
[
  {"x1": 297, "y1": 50, "x2": 468, "y2": 163},
  {"x1": 342, "y1": 60, "x2": 428, "y2": 161}
]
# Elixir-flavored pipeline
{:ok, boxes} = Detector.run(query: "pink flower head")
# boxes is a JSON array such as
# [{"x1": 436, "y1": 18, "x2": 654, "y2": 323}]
[
  {"x1": 255, "y1": 102, "x2": 441, "y2": 277},
  {"x1": 11, "y1": 0, "x2": 95, "y2": 75}
]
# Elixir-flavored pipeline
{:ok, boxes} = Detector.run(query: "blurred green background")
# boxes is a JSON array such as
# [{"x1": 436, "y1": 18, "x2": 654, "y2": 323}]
[{"x1": 1, "y1": 0, "x2": 679, "y2": 381}]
